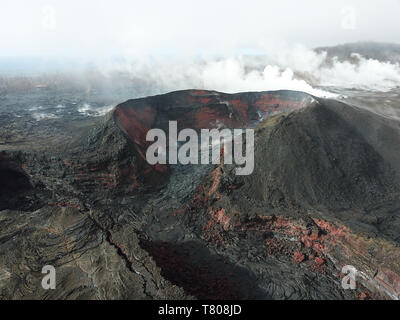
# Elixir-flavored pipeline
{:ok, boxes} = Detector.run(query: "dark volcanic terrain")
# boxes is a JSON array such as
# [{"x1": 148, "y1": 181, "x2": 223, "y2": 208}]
[
  {"x1": 316, "y1": 41, "x2": 400, "y2": 64},
  {"x1": 0, "y1": 89, "x2": 400, "y2": 300}
]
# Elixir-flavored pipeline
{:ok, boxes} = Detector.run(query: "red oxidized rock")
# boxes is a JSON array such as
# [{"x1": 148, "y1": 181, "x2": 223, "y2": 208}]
[{"x1": 293, "y1": 251, "x2": 305, "y2": 263}]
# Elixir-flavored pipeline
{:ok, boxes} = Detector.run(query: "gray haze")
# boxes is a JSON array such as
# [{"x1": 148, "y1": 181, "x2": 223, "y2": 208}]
[{"x1": 1, "y1": 0, "x2": 400, "y2": 58}]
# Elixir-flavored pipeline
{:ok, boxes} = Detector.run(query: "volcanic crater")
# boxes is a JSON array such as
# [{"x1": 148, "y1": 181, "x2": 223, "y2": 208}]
[{"x1": 1, "y1": 89, "x2": 399, "y2": 300}]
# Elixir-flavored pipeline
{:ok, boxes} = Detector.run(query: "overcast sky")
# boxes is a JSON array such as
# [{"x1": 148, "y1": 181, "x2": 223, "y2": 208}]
[{"x1": 1, "y1": 0, "x2": 400, "y2": 58}]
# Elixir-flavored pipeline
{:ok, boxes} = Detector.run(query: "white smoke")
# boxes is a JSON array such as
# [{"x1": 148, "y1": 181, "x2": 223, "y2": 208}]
[
  {"x1": 194, "y1": 58, "x2": 333, "y2": 97},
  {"x1": 316, "y1": 54, "x2": 400, "y2": 91},
  {"x1": 99, "y1": 44, "x2": 400, "y2": 98},
  {"x1": 263, "y1": 44, "x2": 400, "y2": 92},
  {"x1": 31, "y1": 112, "x2": 59, "y2": 121},
  {"x1": 77, "y1": 103, "x2": 115, "y2": 117},
  {"x1": 102, "y1": 55, "x2": 336, "y2": 98}
]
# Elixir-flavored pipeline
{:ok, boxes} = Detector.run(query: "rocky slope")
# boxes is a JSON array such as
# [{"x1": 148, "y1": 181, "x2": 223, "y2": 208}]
[
  {"x1": 315, "y1": 41, "x2": 400, "y2": 64},
  {"x1": 0, "y1": 89, "x2": 399, "y2": 300}
]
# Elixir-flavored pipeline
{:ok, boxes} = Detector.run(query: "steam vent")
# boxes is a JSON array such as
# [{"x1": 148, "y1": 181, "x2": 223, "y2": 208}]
[{"x1": 1, "y1": 89, "x2": 400, "y2": 300}]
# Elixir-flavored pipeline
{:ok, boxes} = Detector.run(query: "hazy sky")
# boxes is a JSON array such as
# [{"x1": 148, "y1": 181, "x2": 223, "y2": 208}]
[{"x1": 1, "y1": 0, "x2": 400, "y2": 58}]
